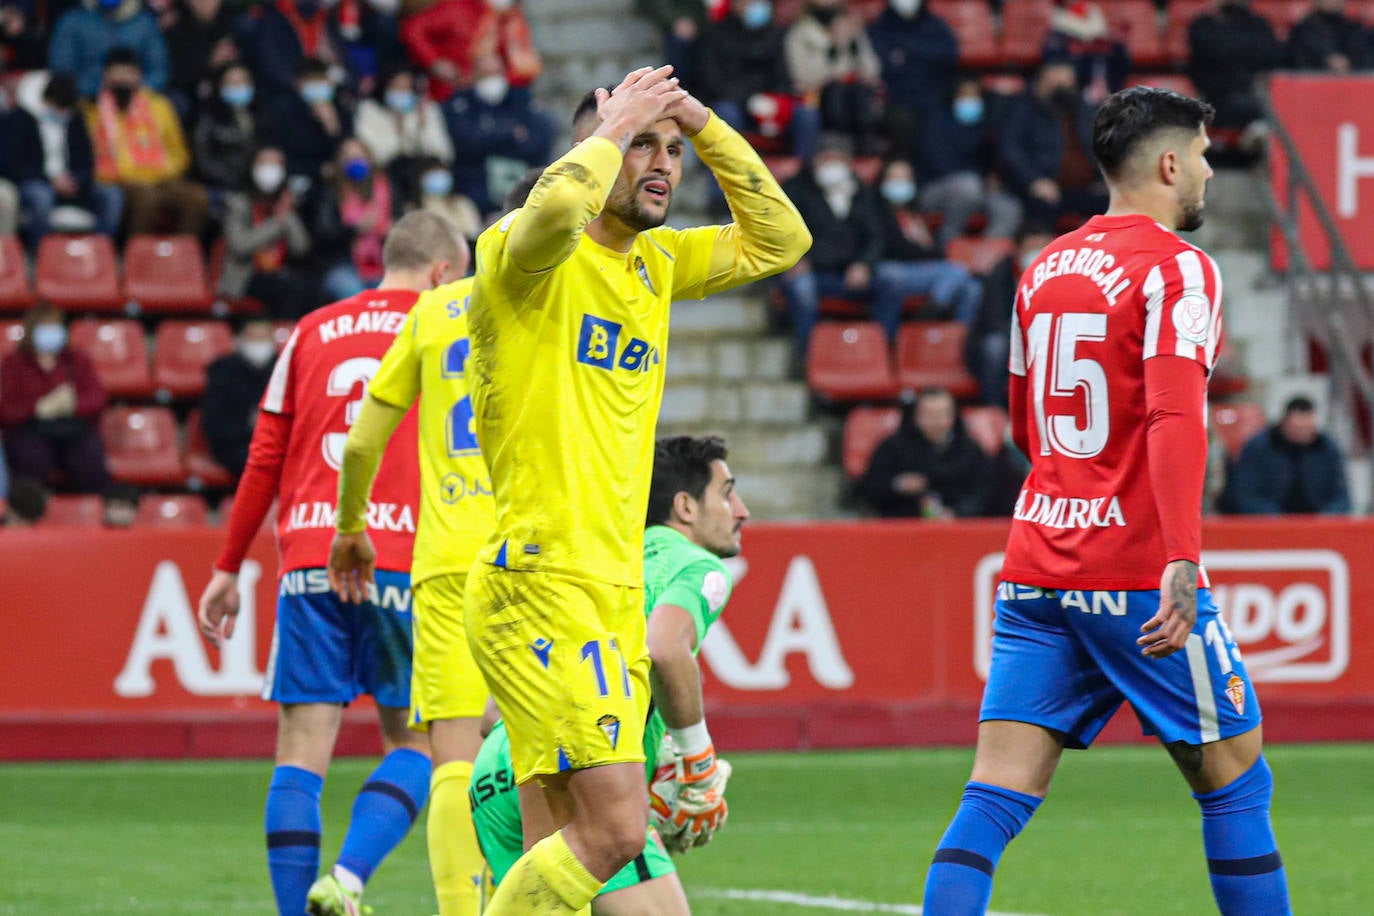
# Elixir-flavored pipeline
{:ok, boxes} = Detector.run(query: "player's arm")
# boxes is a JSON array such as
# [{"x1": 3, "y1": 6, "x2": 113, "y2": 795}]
[
  {"x1": 1007, "y1": 295, "x2": 1031, "y2": 458},
  {"x1": 667, "y1": 99, "x2": 813, "y2": 300},
  {"x1": 498, "y1": 66, "x2": 684, "y2": 282},
  {"x1": 329, "y1": 315, "x2": 420, "y2": 602}
]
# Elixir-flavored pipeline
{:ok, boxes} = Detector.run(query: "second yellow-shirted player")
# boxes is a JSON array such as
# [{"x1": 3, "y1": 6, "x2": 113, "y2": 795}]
[{"x1": 327, "y1": 273, "x2": 493, "y2": 916}]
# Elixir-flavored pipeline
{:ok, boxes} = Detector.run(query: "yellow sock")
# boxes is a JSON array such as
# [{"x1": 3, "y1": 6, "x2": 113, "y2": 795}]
[
  {"x1": 428, "y1": 760, "x2": 483, "y2": 916},
  {"x1": 484, "y1": 830, "x2": 603, "y2": 914}
]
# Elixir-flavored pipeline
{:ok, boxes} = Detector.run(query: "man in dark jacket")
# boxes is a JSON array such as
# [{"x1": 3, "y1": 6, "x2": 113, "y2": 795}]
[
  {"x1": 7, "y1": 73, "x2": 123, "y2": 248},
  {"x1": 1221, "y1": 396, "x2": 1351, "y2": 515},
  {"x1": 266, "y1": 57, "x2": 352, "y2": 186},
  {"x1": 868, "y1": 0, "x2": 960, "y2": 136},
  {"x1": 999, "y1": 58, "x2": 1104, "y2": 231},
  {"x1": 778, "y1": 133, "x2": 885, "y2": 356},
  {"x1": 861, "y1": 386, "x2": 989, "y2": 518},
  {"x1": 201, "y1": 319, "x2": 277, "y2": 475},
  {"x1": 965, "y1": 227, "x2": 1054, "y2": 407},
  {"x1": 1188, "y1": 0, "x2": 1286, "y2": 134},
  {"x1": 163, "y1": 0, "x2": 240, "y2": 119},
  {"x1": 235, "y1": 0, "x2": 346, "y2": 99},
  {"x1": 1289, "y1": 0, "x2": 1372, "y2": 72},
  {"x1": 698, "y1": 0, "x2": 822, "y2": 160}
]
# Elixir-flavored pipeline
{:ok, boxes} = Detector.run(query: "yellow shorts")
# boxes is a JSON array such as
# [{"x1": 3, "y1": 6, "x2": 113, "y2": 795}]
[
  {"x1": 409, "y1": 572, "x2": 490, "y2": 730},
  {"x1": 464, "y1": 562, "x2": 649, "y2": 784}
]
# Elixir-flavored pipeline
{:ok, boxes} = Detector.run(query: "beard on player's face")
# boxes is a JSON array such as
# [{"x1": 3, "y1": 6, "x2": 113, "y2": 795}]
[
  {"x1": 607, "y1": 179, "x2": 671, "y2": 232},
  {"x1": 1177, "y1": 186, "x2": 1206, "y2": 232}
]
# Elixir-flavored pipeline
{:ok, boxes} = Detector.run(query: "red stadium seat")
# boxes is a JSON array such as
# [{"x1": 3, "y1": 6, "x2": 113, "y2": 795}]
[
  {"x1": 981, "y1": 73, "x2": 1026, "y2": 97},
  {"x1": 1126, "y1": 73, "x2": 1198, "y2": 97},
  {"x1": 1104, "y1": 0, "x2": 1165, "y2": 67},
  {"x1": 1165, "y1": 0, "x2": 1212, "y2": 63},
  {"x1": 101, "y1": 406, "x2": 185, "y2": 486},
  {"x1": 1211, "y1": 402, "x2": 1268, "y2": 460},
  {"x1": 1354, "y1": 0, "x2": 1374, "y2": 25},
  {"x1": 34, "y1": 234, "x2": 124, "y2": 312},
  {"x1": 945, "y1": 236, "x2": 1016, "y2": 276},
  {"x1": 152, "y1": 320, "x2": 234, "y2": 400},
  {"x1": 896, "y1": 321, "x2": 979, "y2": 399},
  {"x1": 1252, "y1": 0, "x2": 1309, "y2": 37},
  {"x1": 961, "y1": 405, "x2": 1010, "y2": 456},
  {"x1": 853, "y1": 0, "x2": 886, "y2": 23},
  {"x1": 68, "y1": 318, "x2": 153, "y2": 399},
  {"x1": 0, "y1": 319, "x2": 23, "y2": 355},
  {"x1": 135, "y1": 493, "x2": 210, "y2": 528},
  {"x1": 1209, "y1": 342, "x2": 1250, "y2": 398},
  {"x1": 933, "y1": 1, "x2": 1000, "y2": 68},
  {"x1": 41, "y1": 494, "x2": 105, "y2": 527},
  {"x1": 1000, "y1": 0, "x2": 1055, "y2": 65},
  {"x1": 842, "y1": 406, "x2": 901, "y2": 478},
  {"x1": 807, "y1": 322, "x2": 900, "y2": 402},
  {"x1": 123, "y1": 235, "x2": 214, "y2": 313},
  {"x1": 763, "y1": 155, "x2": 803, "y2": 184},
  {"x1": 183, "y1": 408, "x2": 237, "y2": 490},
  {"x1": 0, "y1": 235, "x2": 36, "y2": 312}
]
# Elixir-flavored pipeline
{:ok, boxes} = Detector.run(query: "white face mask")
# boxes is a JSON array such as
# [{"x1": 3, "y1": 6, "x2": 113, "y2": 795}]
[
  {"x1": 254, "y1": 162, "x2": 286, "y2": 193},
  {"x1": 815, "y1": 160, "x2": 851, "y2": 189},
  {"x1": 891, "y1": 0, "x2": 922, "y2": 15},
  {"x1": 474, "y1": 75, "x2": 509, "y2": 105},
  {"x1": 487, "y1": 0, "x2": 514, "y2": 8},
  {"x1": 239, "y1": 340, "x2": 277, "y2": 368}
]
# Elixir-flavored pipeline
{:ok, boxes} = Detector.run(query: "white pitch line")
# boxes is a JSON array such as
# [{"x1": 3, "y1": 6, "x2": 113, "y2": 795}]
[{"x1": 696, "y1": 887, "x2": 1048, "y2": 915}]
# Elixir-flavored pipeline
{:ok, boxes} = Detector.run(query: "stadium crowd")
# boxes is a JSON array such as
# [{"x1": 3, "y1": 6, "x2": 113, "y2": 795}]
[{"x1": 0, "y1": 0, "x2": 1367, "y2": 525}]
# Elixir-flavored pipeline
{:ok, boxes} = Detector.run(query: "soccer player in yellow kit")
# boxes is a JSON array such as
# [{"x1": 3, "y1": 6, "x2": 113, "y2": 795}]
[
  {"x1": 464, "y1": 65, "x2": 811, "y2": 914},
  {"x1": 327, "y1": 264, "x2": 493, "y2": 915}
]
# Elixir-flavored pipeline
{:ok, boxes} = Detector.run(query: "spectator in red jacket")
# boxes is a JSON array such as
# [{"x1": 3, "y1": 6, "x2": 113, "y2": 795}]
[
  {"x1": 401, "y1": 0, "x2": 540, "y2": 101},
  {"x1": 0, "y1": 304, "x2": 111, "y2": 493}
]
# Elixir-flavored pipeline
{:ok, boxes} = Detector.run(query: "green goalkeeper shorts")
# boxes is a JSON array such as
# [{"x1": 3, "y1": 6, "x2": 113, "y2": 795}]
[{"x1": 602, "y1": 827, "x2": 676, "y2": 894}]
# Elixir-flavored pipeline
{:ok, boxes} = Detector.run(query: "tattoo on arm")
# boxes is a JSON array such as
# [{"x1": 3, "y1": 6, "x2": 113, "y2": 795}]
[{"x1": 1169, "y1": 560, "x2": 1199, "y2": 627}]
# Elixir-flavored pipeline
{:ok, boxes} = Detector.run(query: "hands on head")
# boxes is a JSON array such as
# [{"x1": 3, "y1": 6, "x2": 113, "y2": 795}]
[{"x1": 594, "y1": 65, "x2": 710, "y2": 144}]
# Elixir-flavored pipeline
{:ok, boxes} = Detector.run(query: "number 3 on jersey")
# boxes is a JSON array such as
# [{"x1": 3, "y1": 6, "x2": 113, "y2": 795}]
[
  {"x1": 1026, "y1": 312, "x2": 1109, "y2": 459},
  {"x1": 443, "y1": 337, "x2": 480, "y2": 457},
  {"x1": 322, "y1": 356, "x2": 382, "y2": 471}
]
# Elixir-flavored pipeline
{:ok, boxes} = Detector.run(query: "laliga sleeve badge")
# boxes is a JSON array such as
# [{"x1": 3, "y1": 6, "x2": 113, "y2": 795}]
[
  {"x1": 1225, "y1": 674, "x2": 1246, "y2": 716},
  {"x1": 1172, "y1": 293, "x2": 1211, "y2": 346}
]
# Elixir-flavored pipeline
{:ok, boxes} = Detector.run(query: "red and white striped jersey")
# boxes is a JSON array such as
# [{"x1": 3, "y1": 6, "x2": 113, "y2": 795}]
[
  {"x1": 1001, "y1": 213, "x2": 1223, "y2": 589},
  {"x1": 261, "y1": 289, "x2": 422, "y2": 575}
]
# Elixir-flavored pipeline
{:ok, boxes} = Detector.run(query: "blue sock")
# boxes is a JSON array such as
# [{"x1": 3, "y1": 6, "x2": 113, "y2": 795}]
[
  {"x1": 335, "y1": 748, "x2": 432, "y2": 885},
  {"x1": 265, "y1": 765, "x2": 324, "y2": 916},
  {"x1": 922, "y1": 781, "x2": 1041, "y2": 916},
  {"x1": 1195, "y1": 756, "x2": 1291, "y2": 915}
]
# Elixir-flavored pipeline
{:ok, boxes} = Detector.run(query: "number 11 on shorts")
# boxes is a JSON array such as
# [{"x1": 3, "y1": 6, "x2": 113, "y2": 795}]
[{"x1": 580, "y1": 639, "x2": 632, "y2": 698}]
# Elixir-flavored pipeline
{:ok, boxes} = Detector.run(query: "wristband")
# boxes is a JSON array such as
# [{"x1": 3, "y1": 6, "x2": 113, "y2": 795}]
[{"x1": 669, "y1": 721, "x2": 712, "y2": 758}]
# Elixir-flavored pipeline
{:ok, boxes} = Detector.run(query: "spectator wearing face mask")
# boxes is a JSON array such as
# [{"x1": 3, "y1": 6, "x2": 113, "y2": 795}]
[
  {"x1": 860, "y1": 386, "x2": 990, "y2": 518},
  {"x1": 0, "y1": 304, "x2": 111, "y2": 494},
  {"x1": 355, "y1": 65, "x2": 454, "y2": 209},
  {"x1": 235, "y1": 0, "x2": 346, "y2": 99},
  {"x1": 868, "y1": 0, "x2": 960, "y2": 145},
  {"x1": 964, "y1": 227, "x2": 1054, "y2": 407},
  {"x1": 778, "y1": 133, "x2": 885, "y2": 358},
  {"x1": 7, "y1": 73, "x2": 124, "y2": 250},
  {"x1": 913, "y1": 75, "x2": 1023, "y2": 244},
  {"x1": 201, "y1": 319, "x2": 280, "y2": 476},
  {"x1": 194, "y1": 62, "x2": 264, "y2": 195},
  {"x1": 443, "y1": 51, "x2": 554, "y2": 213},
  {"x1": 786, "y1": 0, "x2": 885, "y2": 149},
  {"x1": 999, "y1": 57, "x2": 1105, "y2": 232},
  {"x1": 1220, "y1": 397, "x2": 1352, "y2": 515},
  {"x1": 307, "y1": 137, "x2": 392, "y2": 300},
  {"x1": 873, "y1": 158, "x2": 983, "y2": 332},
  {"x1": 402, "y1": 0, "x2": 540, "y2": 102},
  {"x1": 82, "y1": 46, "x2": 209, "y2": 236},
  {"x1": 220, "y1": 145, "x2": 313, "y2": 318},
  {"x1": 414, "y1": 155, "x2": 483, "y2": 242},
  {"x1": 267, "y1": 56, "x2": 353, "y2": 185},
  {"x1": 48, "y1": 0, "x2": 169, "y2": 99}
]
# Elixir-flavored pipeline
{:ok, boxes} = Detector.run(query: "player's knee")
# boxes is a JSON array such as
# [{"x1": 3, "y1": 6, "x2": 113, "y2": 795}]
[
  {"x1": 587, "y1": 804, "x2": 649, "y2": 868},
  {"x1": 1196, "y1": 755, "x2": 1273, "y2": 812}
]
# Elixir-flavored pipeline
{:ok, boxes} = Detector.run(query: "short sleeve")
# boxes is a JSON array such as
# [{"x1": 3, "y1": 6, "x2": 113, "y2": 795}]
[
  {"x1": 653, "y1": 558, "x2": 733, "y2": 647},
  {"x1": 368, "y1": 308, "x2": 422, "y2": 410},
  {"x1": 260, "y1": 327, "x2": 300, "y2": 415},
  {"x1": 1141, "y1": 247, "x2": 1224, "y2": 371}
]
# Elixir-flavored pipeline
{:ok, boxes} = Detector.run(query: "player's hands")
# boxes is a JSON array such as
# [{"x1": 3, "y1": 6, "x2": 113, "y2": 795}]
[
  {"x1": 595, "y1": 66, "x2": 688, "y2": 145},
  {"x1": 667, "y1": 747, "x2": 731, "y2": 851},
  {"x1": 328, "y1": 531, "x2": 376, "y2": 604},
  {"x1": 664, "y1": 89, "x2": 710, "y2": 136},
  {"x1": 198, "y1": 569, "x2": 241, "y2": 648},
  {"x1": 1138, "y1": 559, "x2": 1199, "y2": 659}
]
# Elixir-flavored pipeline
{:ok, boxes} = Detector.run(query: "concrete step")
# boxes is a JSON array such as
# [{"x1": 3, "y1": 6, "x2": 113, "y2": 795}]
[
  {"x1": 1191, "y1": 168, "x2": 1270, "y2": 252},
  {"x1": 665, "y1": 337, "x2": 791, "y2": 382},
  {"x1": 527, "y1": 15, "x2": 658, "y2": 59},
  {"x1": 524, "y1": 0, "x2": 635, "y2": 16},
  {"x1": 669, "y1": 297, "x2": 770, "y2": 337},
  {"x1": 728, "y1": 466, "x2": 848, "y2": 520},
  {"x1": 656, "y1": 422, "x2": 830, "y2": 468},
  {"x1": 659, "y1": 379, "x2": 809, "y2": 425}
]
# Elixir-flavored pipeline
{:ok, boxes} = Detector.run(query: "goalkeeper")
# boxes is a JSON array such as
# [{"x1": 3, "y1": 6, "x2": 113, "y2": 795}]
[{"x1": 470, "y1": 435, "x2": 748, "y2": 914}]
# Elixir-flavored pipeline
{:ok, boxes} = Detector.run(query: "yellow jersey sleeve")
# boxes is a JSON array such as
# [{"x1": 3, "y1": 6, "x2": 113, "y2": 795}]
[
  {"x1": 668, "y1": 113, "x2": 812, "y2": 301},
  {"x1": 336, "y1": 394, "x2": 408, "y2": 534},
  {"x1": 367, "y1": 307, "x2": 422, "y2": 410}
]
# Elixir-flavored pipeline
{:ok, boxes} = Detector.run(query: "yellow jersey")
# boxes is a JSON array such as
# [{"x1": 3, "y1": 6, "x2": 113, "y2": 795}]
[
  {"x1": 367, "y1": 276, "x2": 494, "y2": 585},
  {"x1": 469, "y1": 113, "x2": 811, "y2": 586}
]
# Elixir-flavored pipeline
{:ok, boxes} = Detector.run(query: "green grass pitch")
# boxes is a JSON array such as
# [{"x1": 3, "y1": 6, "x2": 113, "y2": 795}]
[{"x1": 1, "y1": 743, "x2": 1370, "y2": 914}]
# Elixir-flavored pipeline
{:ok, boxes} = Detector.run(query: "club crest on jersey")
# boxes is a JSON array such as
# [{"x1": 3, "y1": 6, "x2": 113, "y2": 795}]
[
  {"x1": 1225, "y1": 673, "x2": 1246, "y2": 715},
  {"x1": 1172, "y1": 293, "x2": 1211, "y2": 345},
  {"x1": 576, "y1": 313, "x2": 660, "y2": 373},
  {"x1": 597, "y1": 714, "x2": 621, "y2": 749},
  {"x1": 633, "y1": 256, "x2": 658, "y2": 296}
]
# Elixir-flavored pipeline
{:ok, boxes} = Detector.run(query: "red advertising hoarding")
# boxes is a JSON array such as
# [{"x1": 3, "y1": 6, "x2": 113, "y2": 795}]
[
  {"x1": 2, "y1": 519, "x2": 1372, "y2": 759},
  {"x1": 1269, "y1": 74, "x2": 1374, "y2": 271}
]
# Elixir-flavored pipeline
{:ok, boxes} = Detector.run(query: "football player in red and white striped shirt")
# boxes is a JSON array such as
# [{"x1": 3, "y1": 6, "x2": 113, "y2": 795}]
[{"x1": 923, "y1": 88, "x2": 1290, "y2": 915}]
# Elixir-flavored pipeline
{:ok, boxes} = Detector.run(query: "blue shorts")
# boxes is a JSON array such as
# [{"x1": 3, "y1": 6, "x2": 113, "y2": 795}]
[
  {"x1": 262, "y1": 568, "x2": 414, "y2": 708},
  {"x1": 981, "y1": 583, "x2": 1262, "y2": 748}
]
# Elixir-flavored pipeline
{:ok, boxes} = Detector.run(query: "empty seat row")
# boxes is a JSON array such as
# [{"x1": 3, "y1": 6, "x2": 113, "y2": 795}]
[
  {"x1": 0, "y1": 234, "x2": 214, "y2": 315},
  {"x1": 842, "y1": 404, "x2": 1011, "y2": 478},
  {"x1": 42, "y1": 492, "x2": 211, "y2": 528},
  {"x1": 100, "y1": 406, "x2": 235, "y2": 489},
  {"x1": 808, "y1": 321, "x2": 980, "y2": 403}
]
